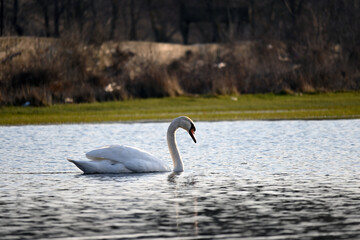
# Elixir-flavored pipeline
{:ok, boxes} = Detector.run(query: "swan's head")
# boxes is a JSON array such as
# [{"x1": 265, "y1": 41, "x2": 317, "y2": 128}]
[{"x1": 175, "y1": 116, "x2": 196, "y2": 143}]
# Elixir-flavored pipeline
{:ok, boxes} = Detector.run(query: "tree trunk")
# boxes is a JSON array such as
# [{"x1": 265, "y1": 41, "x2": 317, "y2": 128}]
[
  {"x1": 43, "y1": 3, "x2": 50, "y2": 37},
  {"x1": 89, "y1": 0, "x2": 97, "y2": 39},
  {"x1": 0, "y1": 0, "x2": 3, "y2": 36},
  {"x1": 109, "y1": 0, "x2": 118, "y2": 40},
  {"x1": 129, "y1": 0, "x2": 137, "y2": 40},
  {"x1": 12, "y1": 0, "x2": 23, "y2": 35},
  {"x1": 147, "y1": 0, "x2": 159, "y2": 41},
  {"x1": 206, "y1": 1, "x2": 220, "y2": 42},
  {"x1": 54, "y1": 0, "x2": 60, "y2": 37},
  {"x1": 36, "y1": 0, "x2": 50, "y2": 37}
]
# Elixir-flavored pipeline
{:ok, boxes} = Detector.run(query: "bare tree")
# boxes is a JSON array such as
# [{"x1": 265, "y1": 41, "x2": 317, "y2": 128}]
[
  {"x1": 0, "y1": 0, "x2": 4, "y2": 36},
  {"x1": 12, "y1": 0, "x2": 23, "y2": 35},
  {"x1": 88, "y1": 0, "x2": 97, "y2": 40},
  {"x1": 53, "y1": 0, "x2": 64, "y2": 37},
  {"x1": 147, "y1": 0, "x2": 179, "y2": 42},
  {"x1": 180, "y1": 0, "x2": 248, "y2": 43},
  {"x1": 73, "y1": 0, "x2": 86, "y2": 34},
  {"x1": 129, "y1": 0, "x2": 137, "y2": 40},
  {"x1": 125, "y1": 0, "x2": 144, "y2": 41},
  {"x1": 283, "y1": 0, "x2": 304, "y2": 40},
  {"x1": 109, "y1": 0, "x2": 119, "y2": 40},
  {"x1": 36, "y1": 0, "x2": 50, "y2": 37}
]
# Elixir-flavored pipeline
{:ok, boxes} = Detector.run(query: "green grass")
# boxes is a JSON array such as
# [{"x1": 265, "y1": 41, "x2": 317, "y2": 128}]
[{"x1": 1, "y1": 92, "x2": 360, "y2": 125}]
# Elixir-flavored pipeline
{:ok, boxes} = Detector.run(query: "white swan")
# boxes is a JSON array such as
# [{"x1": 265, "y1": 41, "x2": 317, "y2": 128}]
[{"x1": 68, "y1": 116, "x2": 196, "y2": 173}]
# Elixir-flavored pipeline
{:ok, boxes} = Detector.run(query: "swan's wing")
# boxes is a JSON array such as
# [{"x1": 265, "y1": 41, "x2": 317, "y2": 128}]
[
  {"x1": 85, "y1": 145, "x2": 155, "y2": 162},
  {"x1": 85, "y1": 145, "x2": 170, "y2": 172}
]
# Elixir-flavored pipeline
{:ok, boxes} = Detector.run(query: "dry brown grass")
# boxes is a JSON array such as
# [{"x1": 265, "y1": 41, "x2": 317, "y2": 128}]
[{"x1": 0, "y1": 37, "x2": 359, "y2": 106}]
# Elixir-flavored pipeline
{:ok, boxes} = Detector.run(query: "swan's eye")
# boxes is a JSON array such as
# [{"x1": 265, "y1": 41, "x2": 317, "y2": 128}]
[{"x1": 190, "y1": 123, "x2": 196, "y2": 132}]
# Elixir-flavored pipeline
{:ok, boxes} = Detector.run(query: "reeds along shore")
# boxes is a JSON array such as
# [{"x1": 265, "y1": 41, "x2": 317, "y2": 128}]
[{"x1": 0, "y1": 37, "x2": 359, "y2": 106}]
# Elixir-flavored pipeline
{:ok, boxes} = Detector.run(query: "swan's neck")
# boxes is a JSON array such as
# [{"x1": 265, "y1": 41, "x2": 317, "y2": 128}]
[{"x1": 167, "y1": 122, "x2": 184, "y2": 172}]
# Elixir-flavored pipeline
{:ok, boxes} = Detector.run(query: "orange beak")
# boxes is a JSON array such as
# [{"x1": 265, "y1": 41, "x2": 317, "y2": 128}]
[{"x1": 189, "y1": 128, "x2": 196, "y2": 143}]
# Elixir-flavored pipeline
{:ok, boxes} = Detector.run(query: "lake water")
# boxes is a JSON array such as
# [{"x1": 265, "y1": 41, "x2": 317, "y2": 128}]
[{"x1": 0, "y1": 120, "x2": 359, "y2": 240}]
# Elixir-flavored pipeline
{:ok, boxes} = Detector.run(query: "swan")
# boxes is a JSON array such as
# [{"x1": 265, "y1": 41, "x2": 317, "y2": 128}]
[{"x1": 68, "y1": 116, "x2": 196, "y2": 173}]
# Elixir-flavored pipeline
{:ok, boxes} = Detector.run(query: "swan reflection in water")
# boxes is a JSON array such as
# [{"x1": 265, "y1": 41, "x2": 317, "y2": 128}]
[
  {"x1": 68, "y1": 116, "x2": 196, "y2": 174},
  {"x1": 168, "y1": 172, "x2": 199, "y2": 236}
]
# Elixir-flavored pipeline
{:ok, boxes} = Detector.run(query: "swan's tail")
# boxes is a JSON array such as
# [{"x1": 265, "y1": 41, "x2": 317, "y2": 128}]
[
  {"x1": 67, "y1": 158, "x2": 129, "y2": 174},
  {"x1": 67, "y1": 158, "x2": 88, "y2": 173},
  {"x1": 67, "y1": 158, "x2": 106, "y2": 174}
]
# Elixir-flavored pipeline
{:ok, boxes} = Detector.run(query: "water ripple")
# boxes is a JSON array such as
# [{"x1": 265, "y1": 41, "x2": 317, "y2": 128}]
[{"x1": 0, "y1": 120, "x2": 359, "y2": 239}]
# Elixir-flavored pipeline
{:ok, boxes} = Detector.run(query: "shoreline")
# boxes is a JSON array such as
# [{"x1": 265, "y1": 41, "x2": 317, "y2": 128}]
[{"x1": 1, "y1": 93, "x2": 359, "y2": 126}]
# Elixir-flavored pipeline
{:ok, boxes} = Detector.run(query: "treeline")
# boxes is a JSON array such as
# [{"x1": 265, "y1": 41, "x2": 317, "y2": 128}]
[{"x1": 1, "y1": 0, "x2": 359, "y2": 45}]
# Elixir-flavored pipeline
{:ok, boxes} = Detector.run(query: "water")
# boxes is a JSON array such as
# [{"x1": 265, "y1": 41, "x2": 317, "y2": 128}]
[{"x1": 0, "y1": 120, "x2": 359, "y2": 240}]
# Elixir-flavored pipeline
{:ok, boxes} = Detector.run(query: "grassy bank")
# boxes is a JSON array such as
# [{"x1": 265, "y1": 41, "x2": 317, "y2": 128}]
[{"x1": 1, "y1": 92, "x2": 359, "y2": 125}]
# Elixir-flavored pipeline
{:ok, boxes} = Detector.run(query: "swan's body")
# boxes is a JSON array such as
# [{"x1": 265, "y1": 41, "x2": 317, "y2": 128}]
[{"x1": 68, "y1": 116, "x2": 196, "y2": 174}]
